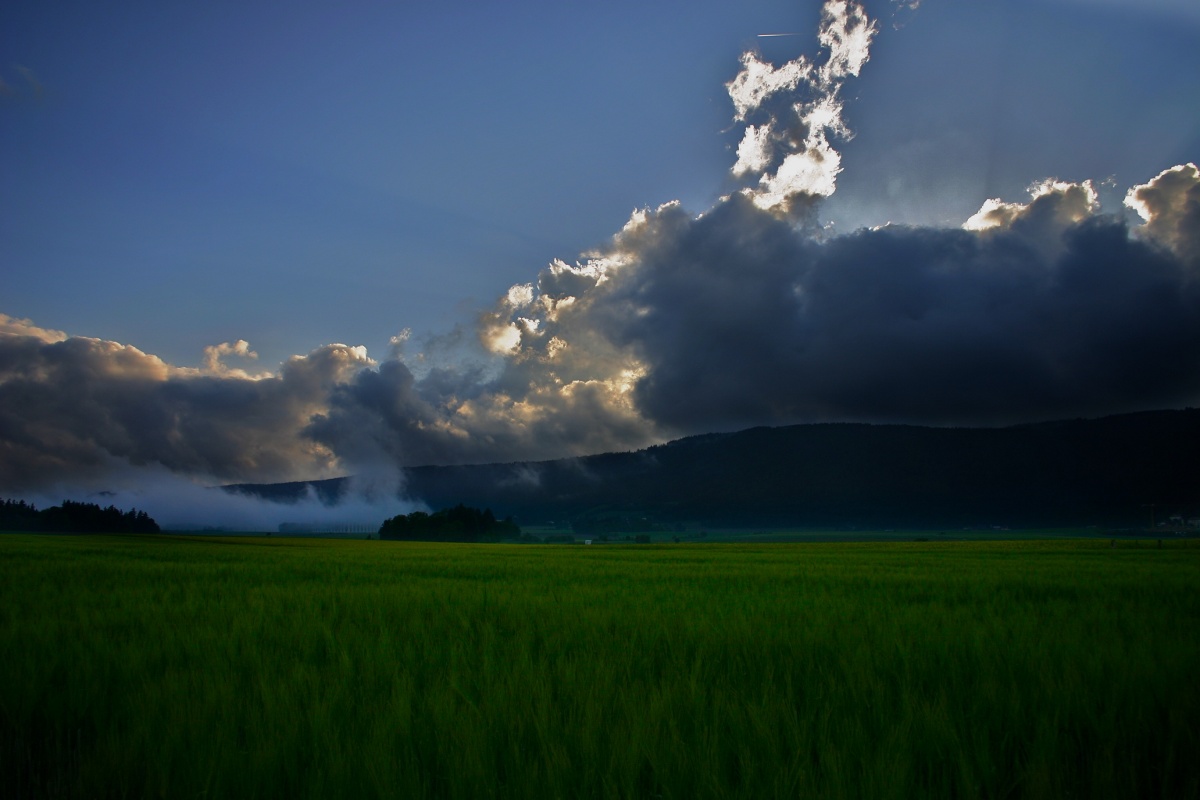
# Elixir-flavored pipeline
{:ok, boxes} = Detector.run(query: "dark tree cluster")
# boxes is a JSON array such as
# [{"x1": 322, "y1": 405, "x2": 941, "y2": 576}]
[
  {"x1": 0, "y1": 499, "x2": 40, "y2": 532},
  {"x1": 379, "y1": 504, "x2": 518, "y2": 542},
  {"x1": 1, "y1": 498, "x2": 160, "y2": 534}
]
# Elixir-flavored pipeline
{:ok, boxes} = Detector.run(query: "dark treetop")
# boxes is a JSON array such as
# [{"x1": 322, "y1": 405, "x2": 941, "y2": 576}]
[
  {"x1": 379, "y1": 504, "x2": 519, "y2": 542},
  {"x1": 0, "y1": 498, "x2": 160, "y2": 534}
]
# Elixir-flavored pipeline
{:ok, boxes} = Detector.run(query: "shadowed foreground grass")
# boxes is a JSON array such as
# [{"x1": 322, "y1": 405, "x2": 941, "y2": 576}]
[{"x1": 1, "y1": 534, "x2": 1197, "y2": 798}]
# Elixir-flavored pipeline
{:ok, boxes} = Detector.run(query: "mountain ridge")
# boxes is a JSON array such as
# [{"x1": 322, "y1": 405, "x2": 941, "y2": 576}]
[{"x1": 225, "y1": 409, "x2": 1200, "y2": 530}]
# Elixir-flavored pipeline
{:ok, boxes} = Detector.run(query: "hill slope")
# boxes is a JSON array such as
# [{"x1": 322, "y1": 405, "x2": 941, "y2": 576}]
[{"x1": 226, "y1": 410, "x2": 1200, "y2": 529}]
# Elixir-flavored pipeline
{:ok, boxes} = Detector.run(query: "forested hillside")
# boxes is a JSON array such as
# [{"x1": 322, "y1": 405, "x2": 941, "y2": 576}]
[
  {"x1": 1, "y1": 499, "x2": 160, "y2": 534},
  {"x1": 227, "y1": 410, "x2": 1200, "y2": 530}
]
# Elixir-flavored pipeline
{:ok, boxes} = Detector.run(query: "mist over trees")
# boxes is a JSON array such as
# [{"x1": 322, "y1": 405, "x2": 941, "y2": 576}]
[
  {"x1": 1, "y1": 498, "x2": 160, "y2": 534},
  {"x1": 227, "y1": 410, "x2": 1200, "y2": 532},
  {"x1": 364, "y1": 410, "x2": 1200, "y2": 531},
  {"x1": 379, "y1": 504, "x2": 518, "y2": 543}
]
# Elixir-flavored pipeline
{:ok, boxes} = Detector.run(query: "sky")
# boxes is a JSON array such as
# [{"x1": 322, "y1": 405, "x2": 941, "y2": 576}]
[{"x1": 2, "y1": 0, "x2": 1199, "y2": 521}]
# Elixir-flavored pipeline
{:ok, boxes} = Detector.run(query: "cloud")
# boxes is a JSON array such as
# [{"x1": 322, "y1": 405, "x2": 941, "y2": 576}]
[
  {"x1": 1124, "y1": 163, "x2": 1200, "y2": 264},
  {"x1": 963, "y1": 179, "x2": 1101, "y2": 260},
  {"x1": 726, "y1": 0, "x2": 877, "y2": 215},
  {"x1": 201, "y1": 339, "x2": 272, "y2": 379},
  {"x1": 732, "y1": 124, "x2": 773, "y2": 176},
  {"x1": 481, "y1": 173, "x2": 1200, "y2": 432},
  {"x1": 18, "y1": 465, "x2": 416, "y2": 533},
  {"x1": 304, "y1": 336, "x2": 654, "y2": 471},
  {"x1": 0, "y1": 316, "x2": 372, "y2": 491},
  {"x1": 8, "y1": 158, "x2": 1194, "y2": 501},
  {"x1": 727, "y1": 51, "x2": 812, "y2": 123},
  {"x1": 0, "y1": 314, "x2": 67, "y2": 343}
]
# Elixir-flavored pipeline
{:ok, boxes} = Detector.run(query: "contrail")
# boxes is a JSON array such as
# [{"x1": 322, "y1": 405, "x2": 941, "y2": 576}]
[{"x1": 757, "y1": 33, "x2": 803, "y2": 37}]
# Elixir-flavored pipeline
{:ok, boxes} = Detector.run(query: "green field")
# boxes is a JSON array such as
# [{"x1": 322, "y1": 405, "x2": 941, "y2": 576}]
[{"x1": 2, "y1": 534, "x2": 1197, "y2": 798}]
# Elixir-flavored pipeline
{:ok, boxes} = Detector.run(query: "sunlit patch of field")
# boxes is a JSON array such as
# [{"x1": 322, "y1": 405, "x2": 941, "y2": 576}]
[{"x1": 2, "y1": 534, "x2": 1197, "y2": 798}]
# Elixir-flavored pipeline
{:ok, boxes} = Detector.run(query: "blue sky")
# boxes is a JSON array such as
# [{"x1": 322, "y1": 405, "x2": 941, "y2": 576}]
[
  {"x1": 5, "y1": 0, "x2": 1195, "y2": 368},
  {"x1": 3, "y1": 0, "x2": 771, "y2": 365},
  {"x1": 1, "y1": 0, "x2": 1199, "y2": 509}
]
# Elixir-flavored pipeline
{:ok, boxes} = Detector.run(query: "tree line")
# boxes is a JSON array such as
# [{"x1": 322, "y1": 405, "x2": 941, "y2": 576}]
[
  {"x1": 379, "y1": 504, "x2": 518, "y2": 542},
  {"x1": 1, "y1": 498, "x2": 160, "y2": 534}
]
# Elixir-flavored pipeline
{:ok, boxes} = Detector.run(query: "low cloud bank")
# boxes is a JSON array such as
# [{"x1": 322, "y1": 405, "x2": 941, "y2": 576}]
[
  {"x1": 0, "y1": 324, "x2": 370, "y2": 490},
  {"x1": 17, "y1": 467, "x2": 415, "y2": 533}
]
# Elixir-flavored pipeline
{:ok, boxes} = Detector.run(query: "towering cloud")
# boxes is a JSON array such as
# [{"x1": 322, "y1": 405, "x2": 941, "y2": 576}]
[
  {"x1": 728, "y1": 0, "x2": 876, "y2": 213},
  {"x1": 1, "y1": 1, "x2": 1198, "y2": 503}
]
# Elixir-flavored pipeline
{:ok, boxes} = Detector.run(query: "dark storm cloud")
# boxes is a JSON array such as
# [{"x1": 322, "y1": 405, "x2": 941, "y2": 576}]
[{"x1": 480, "y1": 168, "x2": 1200, "y2": 434}]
